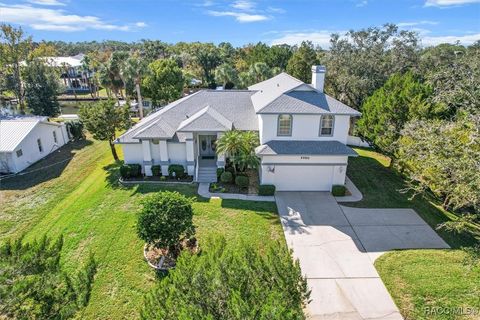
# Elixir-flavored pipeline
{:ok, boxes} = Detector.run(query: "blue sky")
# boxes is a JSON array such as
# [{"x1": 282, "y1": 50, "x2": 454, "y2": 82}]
[{"x1": 1, "y1": 0, "x2": 479, "y2": 47}]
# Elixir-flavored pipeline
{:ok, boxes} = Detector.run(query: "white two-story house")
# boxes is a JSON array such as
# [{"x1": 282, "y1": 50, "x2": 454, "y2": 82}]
[{"x1": 117, "y1": 66, "x2": 361, "y2": 191}]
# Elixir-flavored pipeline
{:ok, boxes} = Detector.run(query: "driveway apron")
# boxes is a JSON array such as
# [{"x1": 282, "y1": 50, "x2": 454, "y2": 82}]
[{"x1": 275, "y1": 191, "x2": 449, "y2": 320}]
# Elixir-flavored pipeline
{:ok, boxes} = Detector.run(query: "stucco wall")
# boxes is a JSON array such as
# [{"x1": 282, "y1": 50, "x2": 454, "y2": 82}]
[
  {"x1": 9, "y1": 123, "x2": 68, "y2": 173},
  {"x1": 121, "y1": 143, "x2": 143, "y2": 165},
  {"x1": 167, "y1": 142, "x2": 187, "y2": 166},
  {"x1": 258, "y1": 114, "x2": 350, "y2": 144}
]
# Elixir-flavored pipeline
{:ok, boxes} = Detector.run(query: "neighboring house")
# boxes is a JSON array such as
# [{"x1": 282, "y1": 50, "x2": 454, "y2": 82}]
[
  {"x1": 117, "y1": 66, "x2": 361, "y2": 191},
  {"x1": 0, "y1": 116, "x2": 70, "y2": 174},
  {"x1": 21, "y1": 53, "x2": 94, "y2": 94}
]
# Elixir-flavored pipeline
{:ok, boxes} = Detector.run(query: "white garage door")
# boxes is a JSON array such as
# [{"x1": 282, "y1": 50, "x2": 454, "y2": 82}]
[{"x1": 274, "y1": 165, "x2": 334, "y2": 191}]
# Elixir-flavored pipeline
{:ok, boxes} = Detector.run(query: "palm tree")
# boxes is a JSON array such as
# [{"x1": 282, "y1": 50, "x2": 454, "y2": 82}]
[
  {"x1": 215, "y1": 63, "x2": 237, "y2": 88},
  {"x1": 121, "y1": 53, "x2": 147, "y2": 118},
  {"x1": 216, "y1": 130, "x2": 244, "y2": 174},
  {"x1": 249, "y1": 62, "x2": 272, "y2": 83}
]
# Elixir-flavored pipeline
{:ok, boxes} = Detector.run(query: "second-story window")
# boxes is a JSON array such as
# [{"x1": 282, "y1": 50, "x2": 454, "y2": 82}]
[
  {"x1": 277, "y1": 114, "x2": 292, "y2": 136},
  {"x1": 319, "y1": 115, "x2": 334, "y2": 136}
]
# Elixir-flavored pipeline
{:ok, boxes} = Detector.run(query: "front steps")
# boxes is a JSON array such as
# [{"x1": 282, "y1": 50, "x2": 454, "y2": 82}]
[{"x1": 196, "y1": 167, "x2": 217, "y2": 183}]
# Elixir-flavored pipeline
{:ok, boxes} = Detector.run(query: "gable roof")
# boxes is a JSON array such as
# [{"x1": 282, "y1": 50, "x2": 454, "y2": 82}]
[
  {"x1": 116, "y1": 90, "x2": 257, "y2": 144},
  {"x1": 248, "y1": 72, "x2": 303, "y2": 113},
  {"x1": 0, "y1": 116, "x2": 61, "y2": 152},
  {"x1": 257, "y1": 90, "x2": 361, "y2": 115},
  {"x1": 248, "y1": 72, "x2": 360, "y2": 116},
  {"x1": 177, "y1": 106, "x2": 232, "y2": 132},
  {"x1": 255, "y1": 140, "x2": 358, "y2": 156}
]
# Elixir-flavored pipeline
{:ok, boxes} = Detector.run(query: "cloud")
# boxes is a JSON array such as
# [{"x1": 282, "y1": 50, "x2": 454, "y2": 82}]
[
  {"x1": 267, "y1": 6, "x2": 286, "y2": 13},
  {"x1": 207, "y1": 10, "x2": 269, "y2": 22},
  {"x1": 270, "y1": 30, "x2": 338, "y2": 48},
  {"x1": 231, "y1": 0, "x2": 254, "y2": 10},
  {"x1": 421, "y1": 32, "x2": 480, "y2": 45},
  {"x1": 424, "y1": 0, "x2": 480, "y2": 6},
  {"x1": 27, "y1": 0, "x2": 65, "y2": 5},
  {"x1": 397, "y1": 20, "x2": 439, "y2": 27},
  {"x1": 0, "y1": 3, "x2": 146, "y2": 32},
  {"x1": 356, "y1": 0, "x2": 368, "y2": 7}
]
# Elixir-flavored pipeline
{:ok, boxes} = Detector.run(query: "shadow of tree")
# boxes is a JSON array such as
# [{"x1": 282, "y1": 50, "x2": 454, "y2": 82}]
[{"x1": 0, "y1": 139, "x2": 93, "y2": 190}]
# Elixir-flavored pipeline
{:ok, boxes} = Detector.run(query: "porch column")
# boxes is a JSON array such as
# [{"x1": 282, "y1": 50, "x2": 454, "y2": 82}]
[
  {"x1": 185, "y1": 132, "x2": 195, "y2": 176},
  {"x1": 159, "y1": 140, "x2": 169, "y2": 176},
  {"x1": 216, "y1": 132, "x2": 225, "y2": 168},
  {"x1": 142, "y1": 140, "x2": 152, "y2": 176}
]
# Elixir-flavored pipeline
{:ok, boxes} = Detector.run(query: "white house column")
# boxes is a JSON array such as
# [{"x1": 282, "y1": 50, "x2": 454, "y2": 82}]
[
  {"x1": 159, "y1": 140, "x2": 169, "y2": 176},
  {"x1": 185, "y1": 132, "x2": 195, "y2": 176},
  {"x1": 216, "y1": 132, "x2": 225, "y2": 168},
  {"x1": 142, "y1": 139, "x2": 153, "y2": 176}
]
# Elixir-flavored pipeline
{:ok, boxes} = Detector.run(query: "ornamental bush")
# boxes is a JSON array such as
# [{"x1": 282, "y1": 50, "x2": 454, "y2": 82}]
[
  {"x1": 235, "y1": 175, "x2": 249, "y2": 188},
  {"x1": 151, "y1": 165, "x2": 161, "y2": 177},
  {"x1": 331, "y1": 185, "x2": 346, "y2": 197},
  {"x1": 168, "y1": 164, "x2": 186, "y2": 178},
  {"x1": 120, "y1": 164, "x2": 142, "y2": 179},
  {"x1": 216, "y1": 167, "x2": 225, "y2": 179},
  {"x1": 258, "y1": 184, "x2": 276, "y2": 196},
  {"x1": 220, "y1": 171, "x2": 233, "y2": 183},
  {"x1": 136, "y1": 191, "x2": 195, "y2": 257},
  {"x1": 140, "y1": 236, "x2": 309, "y2": 319}
]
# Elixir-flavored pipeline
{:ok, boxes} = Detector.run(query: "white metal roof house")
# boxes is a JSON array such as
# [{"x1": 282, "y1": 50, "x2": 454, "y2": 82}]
[
  {"x1": 0, "y1": 117, "x2": 70, "y2": 174},
  {"x1": 117, "y1": 66, "x2": 361, "y2": 191}
]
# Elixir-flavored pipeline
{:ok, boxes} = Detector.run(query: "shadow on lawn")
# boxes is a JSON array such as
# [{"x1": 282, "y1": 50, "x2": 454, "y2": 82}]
[{"x1": 0, "y1": 139, "x2": 92, "y2": 191}]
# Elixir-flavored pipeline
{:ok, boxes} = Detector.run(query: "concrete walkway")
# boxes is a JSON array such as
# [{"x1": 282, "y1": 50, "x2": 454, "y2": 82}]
[
  {"x1": 275, "y1": 192, "x2": 449, "y2": 320},
  {"x1": 334, "y1": 177, "x2": 363, "y2": 202},
  {"x1": 197, "y1": 182, "x2": 275, "y2": 202}
]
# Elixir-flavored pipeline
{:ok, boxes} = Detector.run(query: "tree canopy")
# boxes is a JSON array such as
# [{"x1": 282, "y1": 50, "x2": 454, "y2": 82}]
[
  {"x1": 142, "y1": 58, "x2": 184, "y2": 106},
  {"x1": 141, "y1": 236, "x2": 309, "y2": 320}
]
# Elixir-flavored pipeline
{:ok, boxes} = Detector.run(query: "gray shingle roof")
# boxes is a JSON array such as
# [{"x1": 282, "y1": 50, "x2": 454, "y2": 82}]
[
  {"x1": 257, "y1": 90, "x2": 361, "y2": 115},
  {"x1": 255, "y1": 140, "x2": 358, "y2": 156},
  {"x1": 177, "y1": 106, "x2": 232, "y2": 132},
  {"x1": 116, "y1": 90, "x2": 257, "y2": 143},
  {"x1": 133, "y1": 118, "x2": 176, "y2": 139}
]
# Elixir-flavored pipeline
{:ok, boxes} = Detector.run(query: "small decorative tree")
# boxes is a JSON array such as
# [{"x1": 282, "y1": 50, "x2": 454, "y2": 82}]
[
  {"x1": 216, "y1": 130, "x2": 259, "y2": 173},
  {"x1": 136, "y1": 191, "x2": 195, "y2": 258}
]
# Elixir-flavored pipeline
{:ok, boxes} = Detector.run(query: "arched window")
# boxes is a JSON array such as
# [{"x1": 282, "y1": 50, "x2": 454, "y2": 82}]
[
  {"x1": 319, "y1": 115, "x2": 334, "y2": 136},
  {"x1": 277, "y1": 114, "x2": 292, "y2": 136}
]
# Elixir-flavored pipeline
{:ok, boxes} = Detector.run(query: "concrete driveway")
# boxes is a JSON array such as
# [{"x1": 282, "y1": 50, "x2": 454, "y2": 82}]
[{"x1": 275, "y1": 192, "x2": 449, "y2": 320}]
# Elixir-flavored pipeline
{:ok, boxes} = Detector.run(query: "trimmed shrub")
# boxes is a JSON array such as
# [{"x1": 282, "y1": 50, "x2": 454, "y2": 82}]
[
  {"x1": 235, "y1": 175, "x2": 249, "y2": 188},
  {"x1": 225, "y1": 166, "x2": 235, "y2": 174},
  {"x1": 220, "y1": 171, "x2": 233, "y2": 183},
  {"x1": 258, "y1": 184, "x2": 275, "y2": 196},
  {"x1": 136, "y1": 191, "x2": 195, "y2": 257},
  {"x1": 65, "y1": 120, "x2": 85, "y2": 140},
  {"x1": 151, "y1": 165, "x2": 161, "y2": 177},
  {"x1": 120, "y1": 164, "x2": 142, "y2": 179},
  {"x1": 168, "y1": 164, "x2": 186, "y2": 178},
  {"x1": 331, "y1": 185, "x2": 346, "y2": 197},
  {"x1": 216, "y1": 167, "x2": 225, "y2": 179}
]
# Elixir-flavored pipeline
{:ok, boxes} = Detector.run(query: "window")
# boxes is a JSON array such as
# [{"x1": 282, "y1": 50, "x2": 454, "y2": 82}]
[
  {"x1": 37, "y1": 139, "x2": 43, "y2": 152},
  {"x1": 53, "y1": 131, "x2": 58, "y2": 143},
  {"x1": 16, "y1": 149, "x2": 23, "y2": 157},
  {"x1": 319, "y1": 115, "x2": 334, "y2": 136},
  {"x1": 277, "y1": 114, "x2": 292, "y2": 136}
]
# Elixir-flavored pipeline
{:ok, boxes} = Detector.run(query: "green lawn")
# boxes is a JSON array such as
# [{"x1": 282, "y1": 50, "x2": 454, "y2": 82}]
[
  {"x1": 347, "y1": 148, "x2": 480, "y2": 319},
  {"x1": 0, "y1": 138, "x2": 283, "y2": 319}
]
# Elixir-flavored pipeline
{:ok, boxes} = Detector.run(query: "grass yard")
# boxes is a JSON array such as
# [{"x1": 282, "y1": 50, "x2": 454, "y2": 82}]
[
  {"x1": 347, "y1": 148, "x2": 480, "y2": 319},
  {"x1": 0, "y1": 138, "x2": 283, "y2": 319}
]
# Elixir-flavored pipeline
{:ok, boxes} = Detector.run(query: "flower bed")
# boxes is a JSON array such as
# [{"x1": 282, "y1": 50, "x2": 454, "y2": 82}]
[
  {"x1": 144, "y1": 238, "x2": 199, "y2": 271},
  {"x1": 210, "y1": 169, "x2": 259, "y2": 195}
]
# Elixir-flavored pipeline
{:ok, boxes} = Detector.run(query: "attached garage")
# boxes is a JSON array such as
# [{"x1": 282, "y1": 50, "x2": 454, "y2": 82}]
[
  {"x1": 256, "y1": 140, "x2": 358, "y2": 192},
  {"x1": 272, "y1": 165, "x2": 334, "y2": 191}
]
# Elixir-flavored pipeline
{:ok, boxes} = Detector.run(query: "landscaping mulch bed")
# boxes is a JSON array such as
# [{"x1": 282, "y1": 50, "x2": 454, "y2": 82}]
[
  {"x1": 144, "y1": 238, "x2": 199, "y2": 270},
  {"x1": 210, "y1": 169, "x2": 259, "y2": 195},
  {"x1": 122, "y1": 175, "x2": 193, "y2": 183}
]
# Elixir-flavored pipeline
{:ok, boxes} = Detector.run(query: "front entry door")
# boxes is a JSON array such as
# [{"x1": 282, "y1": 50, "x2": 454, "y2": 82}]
[{"x1": 199, "y1": 135, "x2": 217, "y2": 157}]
